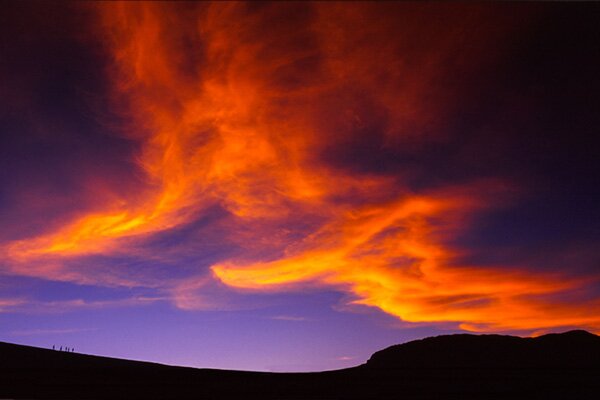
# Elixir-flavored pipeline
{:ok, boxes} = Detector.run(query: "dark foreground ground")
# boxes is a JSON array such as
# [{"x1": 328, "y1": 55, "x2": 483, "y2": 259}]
[{"x1": 2, "y1": 330, "x2": 599, "y2": 399}]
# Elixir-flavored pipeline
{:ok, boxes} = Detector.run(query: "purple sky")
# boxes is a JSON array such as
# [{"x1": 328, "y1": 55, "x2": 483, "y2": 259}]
[{"x1": 1, "y1": 2, "x2": 599, "y2": 371}]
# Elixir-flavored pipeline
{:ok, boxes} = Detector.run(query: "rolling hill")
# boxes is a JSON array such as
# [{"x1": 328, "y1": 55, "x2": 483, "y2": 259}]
[{"x1": 2, "y1": 330, "x2": 599, "y2": 399}]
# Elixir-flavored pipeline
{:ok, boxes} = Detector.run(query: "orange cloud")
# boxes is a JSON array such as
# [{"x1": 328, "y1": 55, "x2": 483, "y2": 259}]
[
  {"x1": 5, "y1": 2, "x2": 485, "y2": 260},
  {"x1": 213, "y1": 190, "x2": 600, "y2": 332},
  {"x1": 3, "y1": 3, "x2": 599, "y2": 333}
]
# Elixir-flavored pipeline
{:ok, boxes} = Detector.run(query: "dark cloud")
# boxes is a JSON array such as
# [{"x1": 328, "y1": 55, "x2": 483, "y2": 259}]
[{"x1": 0, "y1": 2, "x2": 144, "y2": 241}]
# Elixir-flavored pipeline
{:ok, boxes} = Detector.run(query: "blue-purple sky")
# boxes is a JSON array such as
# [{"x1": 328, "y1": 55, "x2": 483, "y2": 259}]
[{"x1": 1, "y1": 2, "x2": 599, "y2": 371}]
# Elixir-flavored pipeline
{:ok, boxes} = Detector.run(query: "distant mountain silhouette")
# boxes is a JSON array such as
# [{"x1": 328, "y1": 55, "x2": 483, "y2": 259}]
[
  {"x1": 367, "y1": 329, "x2": 600, "y2": 368},
  {"x1": 2, "y1": 330, "x2": 599, "y2": 399}
]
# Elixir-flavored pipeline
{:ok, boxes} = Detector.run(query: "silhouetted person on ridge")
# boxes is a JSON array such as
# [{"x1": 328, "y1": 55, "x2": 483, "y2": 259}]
[
  {"x1": 59, "y1": 346, "x2": 62, "y2": 351},
  {"x1": 52, "y1": 345, "x2": 55, "y2": 350}
]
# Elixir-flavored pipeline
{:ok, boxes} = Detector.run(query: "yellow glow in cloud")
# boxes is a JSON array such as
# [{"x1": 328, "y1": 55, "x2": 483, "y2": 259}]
[
  {"x1": 4, "y1": 3, "x2": 600, "y2": 333},
  {"x1": 213, "y1": 194, "x2": 600, "y2": 332}
]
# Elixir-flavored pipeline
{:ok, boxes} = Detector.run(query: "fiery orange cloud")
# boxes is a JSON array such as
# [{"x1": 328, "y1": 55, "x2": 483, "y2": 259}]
[
  {"x1": 3, "y1": 3, "x2": 599, "y2": 333},
  {"x1": 213, "y1": 191, "x2": 600, "y2": 332}
]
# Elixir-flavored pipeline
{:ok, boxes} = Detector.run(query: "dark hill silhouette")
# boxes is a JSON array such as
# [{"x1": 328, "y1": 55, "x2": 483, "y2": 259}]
[
  {"x1": 2, "y1": 330, "x2": 599, "y2": 399},
  {"x1": 367, "y1": 329, "x2": 600, "y2": 368}
]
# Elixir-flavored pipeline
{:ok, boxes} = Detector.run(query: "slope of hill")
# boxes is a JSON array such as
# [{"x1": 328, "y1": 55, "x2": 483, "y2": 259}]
[
  {"x1": 367, "y1": 329, "x2": 600, "y2": 368},
  {"x1": 2, "y1": 330, "x2": 599, "y2": 399}
]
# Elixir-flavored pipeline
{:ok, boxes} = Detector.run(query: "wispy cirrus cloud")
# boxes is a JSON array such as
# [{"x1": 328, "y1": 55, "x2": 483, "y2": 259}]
[
  {"x1": 0, "y1": 298, "x2": 27, "y2": 312},
  {"x1": 9, "y1": 327, "x2": 97, "y2": 336},
  {"x1": 269, "y1": 315, "x2": 309, "y2": 322},
  {"x1": 0, "y1": 296, "x2": 163, "y2": 314},
  {"x1": 1, "y1": 2, "x2": 599, "y2": 335}
]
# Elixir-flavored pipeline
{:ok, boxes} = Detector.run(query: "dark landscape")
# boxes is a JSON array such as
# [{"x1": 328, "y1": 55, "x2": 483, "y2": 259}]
[{"x1": 2, "y1": 330, "x2": 599, "y2": 399}]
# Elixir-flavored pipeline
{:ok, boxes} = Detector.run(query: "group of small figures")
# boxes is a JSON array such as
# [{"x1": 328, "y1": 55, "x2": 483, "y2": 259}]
[{"x1": 52, "y1": 345, "x2": 75, "y2": 352}]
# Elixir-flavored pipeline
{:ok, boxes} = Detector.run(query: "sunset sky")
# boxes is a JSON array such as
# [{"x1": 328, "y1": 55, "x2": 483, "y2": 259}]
[{"x1": 1, "y1": 1, "x2": 599, "y2": 372}]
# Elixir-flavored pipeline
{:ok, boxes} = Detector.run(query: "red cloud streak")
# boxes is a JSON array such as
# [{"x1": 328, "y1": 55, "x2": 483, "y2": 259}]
[{"x1": 3, "y1": 3, "x2": 599, "y2": 333}]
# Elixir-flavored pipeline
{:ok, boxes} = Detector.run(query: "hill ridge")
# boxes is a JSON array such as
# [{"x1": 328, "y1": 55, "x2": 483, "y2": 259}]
[
  {"x1": 2, "y1": 330, "x2": 600, "y2": 399},
  {"x1": 366, "y1": 329, "x2": 600, "y2": 369}
]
